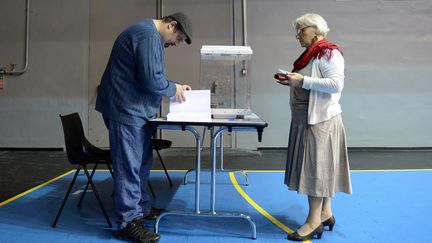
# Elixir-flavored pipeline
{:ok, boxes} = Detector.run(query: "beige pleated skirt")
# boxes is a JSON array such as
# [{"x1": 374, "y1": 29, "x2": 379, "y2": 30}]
[{"x1": 284, "y1": 110, "x2": 352, "y2": 197}]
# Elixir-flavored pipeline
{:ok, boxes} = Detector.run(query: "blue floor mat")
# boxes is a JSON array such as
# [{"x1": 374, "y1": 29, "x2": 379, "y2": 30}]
[{"x1": 0, "y1": 169, "x2": 431, "y2": 242}]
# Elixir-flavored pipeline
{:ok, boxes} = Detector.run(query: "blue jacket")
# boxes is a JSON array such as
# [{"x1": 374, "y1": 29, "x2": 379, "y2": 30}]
[{"x1": 96, "y1": 19, "x2": 177, "y2": 126}]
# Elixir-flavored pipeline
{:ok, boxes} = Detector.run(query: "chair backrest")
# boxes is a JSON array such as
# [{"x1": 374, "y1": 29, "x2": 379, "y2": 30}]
[
  {"x1": 151, "y1": 138, "x2": 172, "y2": 150},
  {"x1": 59, "y1": 112, "x2": 86, "y2": 164}
]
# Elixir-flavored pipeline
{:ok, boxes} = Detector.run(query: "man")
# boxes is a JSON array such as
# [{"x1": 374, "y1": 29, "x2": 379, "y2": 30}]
[{"x1": 95, "y1": 12, "x2": 192, "y2": 243}]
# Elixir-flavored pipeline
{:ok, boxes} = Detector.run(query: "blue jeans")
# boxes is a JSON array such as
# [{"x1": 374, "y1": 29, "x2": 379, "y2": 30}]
[{"x1": 104, "y1": 117, "x2": 153, "y2": 228}]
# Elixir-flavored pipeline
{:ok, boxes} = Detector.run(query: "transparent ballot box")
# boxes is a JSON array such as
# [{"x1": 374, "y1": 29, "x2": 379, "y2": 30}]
[{"x1": 200, "y1": 45, "x2": 253, "y2": 119}]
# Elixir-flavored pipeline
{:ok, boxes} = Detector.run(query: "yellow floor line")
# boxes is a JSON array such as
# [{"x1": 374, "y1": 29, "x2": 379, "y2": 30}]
[
  {"x1": 0, "y1": 169, "x2": 188, "y2": 207},
  {"x1": 0, "y1": 169, "x2": 75, "y2": 207},
  {"x1": 229, "y1": 172, "x2": 312, "y2": 243},
  {"x1": 237, "y1": 169, "x2": 432, "y2": 173}
]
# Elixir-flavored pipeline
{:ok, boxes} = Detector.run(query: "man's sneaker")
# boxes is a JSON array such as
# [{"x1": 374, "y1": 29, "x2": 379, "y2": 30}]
[{"x1": 114, "y1": 217, "x2": 160, "y2": 243}]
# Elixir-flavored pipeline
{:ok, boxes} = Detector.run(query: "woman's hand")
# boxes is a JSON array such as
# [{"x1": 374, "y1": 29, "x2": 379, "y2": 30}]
[
  {"x1": 286, "y1": 72, "x2": 304, "y2": 87},
  {"x1": 274, "y1": 72, "x2": 304, "y2": 87}
]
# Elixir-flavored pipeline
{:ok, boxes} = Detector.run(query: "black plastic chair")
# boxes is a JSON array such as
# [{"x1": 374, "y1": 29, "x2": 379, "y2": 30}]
[
  {"x1": 151, "y1": 138, "x2": 173, "y2": 187},
  {"x1": 52, "y1": 112, "x2": 113, "y2": 228}
]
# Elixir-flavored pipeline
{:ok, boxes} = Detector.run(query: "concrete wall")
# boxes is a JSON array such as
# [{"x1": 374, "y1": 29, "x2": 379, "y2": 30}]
[
  {"x1": 88, "y1": 0, "x2": 157, "y2": 146},
  {"x1": 0, "y1": 0, "x2": 89, "y2": 148},
  {"x1": 245, "y1": 0, "x2": 432, "y2": 148},
  {"x1": 1, "y1": 0, "x2": 431, "y2": 148}
]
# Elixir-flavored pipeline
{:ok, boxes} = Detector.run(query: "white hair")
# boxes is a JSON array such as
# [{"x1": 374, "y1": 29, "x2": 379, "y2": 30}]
[{"x1": 294, "y1": 13, "x2": 330, "y2": 37}]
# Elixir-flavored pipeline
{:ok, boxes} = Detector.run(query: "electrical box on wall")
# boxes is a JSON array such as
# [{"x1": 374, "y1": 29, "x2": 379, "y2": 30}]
[{"x1": 199, "y1": 45, "x2": 253, "y2": 118}]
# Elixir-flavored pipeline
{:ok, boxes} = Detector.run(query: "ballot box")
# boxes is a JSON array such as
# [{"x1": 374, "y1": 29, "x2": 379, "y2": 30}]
[{"x1": 200, "y1": 45, "x2": 253, "y2": 118}]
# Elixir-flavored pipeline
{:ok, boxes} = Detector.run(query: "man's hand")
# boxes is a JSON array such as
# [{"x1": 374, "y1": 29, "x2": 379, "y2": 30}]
[
  {"x1": 181, "y1": 85, "x2": 192, "y2": 91},
  {"x1": 174, "y1": 84, "x2": 192, "y2": 102}
]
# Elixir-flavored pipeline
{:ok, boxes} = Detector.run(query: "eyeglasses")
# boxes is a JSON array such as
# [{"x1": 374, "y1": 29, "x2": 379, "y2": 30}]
[{"x1": 296, "y1": 26, "x2": 314, "y2": 37}]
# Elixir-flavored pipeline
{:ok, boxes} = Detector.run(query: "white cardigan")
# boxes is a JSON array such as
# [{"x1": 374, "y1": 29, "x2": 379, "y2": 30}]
[{"x1": 302, "y1": 49, "x2": 344, "y2": 125}]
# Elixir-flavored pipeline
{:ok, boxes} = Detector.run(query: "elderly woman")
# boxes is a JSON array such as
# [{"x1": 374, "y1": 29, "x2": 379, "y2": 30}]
[{"x1": 274, "y1": 13, "x2": 352, "y2": 241}]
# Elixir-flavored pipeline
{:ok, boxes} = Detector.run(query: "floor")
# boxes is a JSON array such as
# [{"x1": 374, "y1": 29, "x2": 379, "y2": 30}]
[
  {"x1": 1, "y1": 148, "x2": 432, "y2": 203},
  {"x1": 1, "y1": 148, "x2": 432, "y2": 243}
]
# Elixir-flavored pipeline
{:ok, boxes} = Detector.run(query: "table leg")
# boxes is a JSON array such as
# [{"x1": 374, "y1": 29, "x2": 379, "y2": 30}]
[
  {"x1": 155, "y1": 126, "x2": 201, "y2": 232},
  {"x1": 211, "y1": 128, "x2": 228, "y2": 214}
]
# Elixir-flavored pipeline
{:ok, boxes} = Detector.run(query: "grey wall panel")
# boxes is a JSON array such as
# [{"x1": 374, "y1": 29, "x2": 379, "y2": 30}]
[
  {"x1": 88, "y1": 0, "x2": 157, "y2": 147},
  {"x1": 88, "y1": 0, "x2": 233, "y2": 148},
  {"x1": 343, "y1": 65, "x2": 432, "y2": 147},
  {"x1": 242, "y1": 0, "x2": 432, "y2": 148},
  {"x1": 1, "y1": 0, "x2": 431, "y2": 148},
  {"x1": 0, "y1": 0, "x2": 89, "y2": 148},
  {"x1": 158, "y1": 0, "x2": 234, "y2": 148}
]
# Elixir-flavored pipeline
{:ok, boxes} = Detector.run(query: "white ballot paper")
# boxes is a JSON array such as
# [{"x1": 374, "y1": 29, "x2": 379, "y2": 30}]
[{"x1": 167, "y1": 90, "x2": 212, "y2": 122}]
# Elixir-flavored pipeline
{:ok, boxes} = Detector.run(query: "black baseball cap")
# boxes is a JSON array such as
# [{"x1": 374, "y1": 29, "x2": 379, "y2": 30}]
[{"x1": 168, "y1": 12, "x2": 192, "y2": 44}]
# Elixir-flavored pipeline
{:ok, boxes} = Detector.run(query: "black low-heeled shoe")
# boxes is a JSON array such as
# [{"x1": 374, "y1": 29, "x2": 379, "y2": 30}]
[
  {"x1": 322, "y1": 216, "x2": 336, "y2": 231},
  {"x1": 287, "y1": 224, "x2": 324, "y2": 241}
]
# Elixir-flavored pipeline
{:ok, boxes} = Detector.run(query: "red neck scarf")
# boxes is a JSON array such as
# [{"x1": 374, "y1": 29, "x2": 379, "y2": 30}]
[{"x1": 292, "y1": 38, "x2": 343, "y2": 72}]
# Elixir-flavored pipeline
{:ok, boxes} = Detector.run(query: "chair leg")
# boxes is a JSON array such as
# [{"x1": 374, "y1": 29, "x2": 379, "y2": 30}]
[
  {"x1": 156, "y1": 149, "x2": 173, "y2": 187},
  {"x1": 83, "y1": 165, "x2": 112, "y2": 228},
  {"x1": 148, "y1": 181, "x2": 156, "y2": 198},
  {"x1": 78, "y1": 163, "x2": 98, "y2": 207},
  {"x1": 52, "y1": 167, "x2": 81, "y2": 228},
  {"x1": 106, "y1": 163, "x2": 114, "y2": 178}
]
